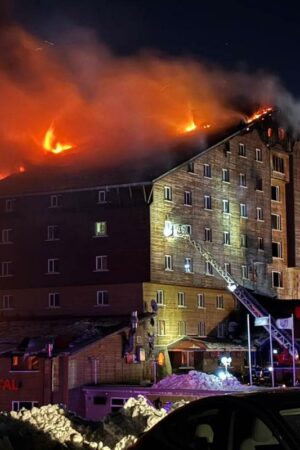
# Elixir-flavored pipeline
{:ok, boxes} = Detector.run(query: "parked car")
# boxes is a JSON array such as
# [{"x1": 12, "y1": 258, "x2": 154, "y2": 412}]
[{"x1": 129, "y1": 389, "x2": 300, "y2": 449}]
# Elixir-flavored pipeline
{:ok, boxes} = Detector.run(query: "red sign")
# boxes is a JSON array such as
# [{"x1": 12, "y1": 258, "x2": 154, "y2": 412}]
[{"x1": 0, "y1": 379, "x2": 19, "y2": 391}]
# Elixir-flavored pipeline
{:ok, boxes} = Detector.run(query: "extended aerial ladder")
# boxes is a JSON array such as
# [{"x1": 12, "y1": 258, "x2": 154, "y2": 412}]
[{"x1": 186, "y1": 236, "x2": 298, "y2": 357}]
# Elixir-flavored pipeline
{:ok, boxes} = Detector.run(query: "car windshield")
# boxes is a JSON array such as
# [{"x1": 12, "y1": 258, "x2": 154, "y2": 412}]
[{"x1": 279, "y1": 407, "x2": 300, "y2": 441}]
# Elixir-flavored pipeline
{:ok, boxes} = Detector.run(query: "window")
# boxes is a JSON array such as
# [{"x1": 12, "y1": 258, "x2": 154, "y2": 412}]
[
  {"x1": 240, "y1": 204, "x2": 248, "y2": 218},
  {"x1": 272, "y1": 155, "x2": 284, "y2": 173},
  {"x1": 204, "y1": 227, "x2": 212, "y2": 242},
  {"x1": 47, "y1": 225, "x2": 59, "y2": 241},
  {"x1": 48, "y1": 293, "x2": 60, "y2": 308},
  {"x1": 95, "y1": 255, "x2": 108, "y2": 271},
  {"x1": 5, "y1": 199, "x2": 15, "y2": 212},
  {"x1": 47, "y1": 258, "x2": 59, "y2": 274},
  {"x1": 223, "y1": 231, "x2": 231, "y2": 245},
  {"x1": 50, "y1": 194, "x2": 62, "y2": 208},
  {"x1": 238, "y1": 143, "x2": 246, "y2": 157},
  {"x1": 272, "y1": 242, "x2": 282, "y2": 258},
  {"x1": 278, "y1": 127, "x2": 285, "y2": 140},
  {"x1": 256, "y1": 207, "x2": 264, "y2": 221},
  {"x1": 197, "y1": 293, "x2": 205, "y2": 308},
  {"x1": 271, "y1": 214, "x2": 281, "y2": 230},
  {"x1": 272, "y1": 271, "x2": 283, "y2": 288},
  {"x1": 94, "y1": 221, "x2": 107, "y2": 237},
  {"x1": 257, "y1": 236, "x2": 264, "y2": 251},
  {"x1": 184, "y1": 191, "x2": 192, "y2": 206},
  {"x1": 233, "y1": 298, "x2": 240, "y2": 310},
  {"x1": 1, "y1": 228, "x2": 12, "y2": 244},
  {"x1": 11, "y1": 355, "x2": 39, "y2": 372},
  {"x1": 222, "y1": 168, "x2": 230, "y2": 182},
  {"x1": 187, "y1": 161, "x2": 195, "y2": 173},
  {"x1": 239, "y1": 173, "x2": 247, "y2": 187},
  {"x1": 178, "y1": 321, "x2": 186, "y2": 336},
  {"x1": 164, "y1": 186, "x2": 172, "y2": 201},
  {"x1": 216, "y1": 295, "x2": 224, "y2": 309},
  {"x1": 224, "y1": 262, "x2": 231, "y2": 274},
  {"x1": 110, "y1": 398, "x2": 129, "y2": 413},
  {"x1": 205, "y1": 261, "x2": 213, "y2": 276},
  {"x1": 98, "y1": 190, "x2": 107, "y2": 204},
  {"x1": 204, "y1": 195, "x2": 212, "y2": 210},
  {"x1": 217, "y1": 323, "x2": 225, "y2": 338},
  {"x1": 271, "y1": 185, "x2": 280, "y2": 201},
  {"x1": 255, "y1": 148, "x2": 262, "y2": 162},
  {"x1": 256, "y1": 178, "x2": 263, "y2": 191},
  {"x1": 1, "y1": 294, "x2": 12, "y2": 310},
  {"x1": 222, "y1": 199, "x2": 230, "y2": 214},
  {"x1": 96, "y1": 290, "x2": 109, "y2": 306},
  {"x1": 165, "y1": 255, "x2": 173, "y2": 271},
  {"x1": 198, "y1": 321, "x2": 206, "y2": 337},
  {"x1": 241, "y1": 265, "x2": 249, "y2": 279},
  {"x1": 12, "y1": 401, "x2": 39, "y2": 412},
  {"x1": 0, "y1": 261, "x2": 12, "y2": 277},
  {"x1": 184, "y1": 257, "x2": 193, "y2": 273},
  {"x1": 241, "y1": 234, "x2": 248, "y2": 248},
  {"x1": 203, "y1": 164, "x2": 212, "y2": 178},
  {"x1": 178, "y1": 292, "x2": 186, "y2": 307},
  {"x1": 157, "y1": 320, "x2": 166, "y2": 336},
  {"x1": 156, "y1": 290, "x2": 164, "y2": 306}
]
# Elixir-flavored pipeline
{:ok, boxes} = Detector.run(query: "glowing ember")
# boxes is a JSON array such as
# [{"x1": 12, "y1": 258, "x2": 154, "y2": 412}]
[
  {"x1": 246, "y1": 107, "x2": 273, "y2": 123},
  {"x1": 184, "y1": 120, "x2": 197, "y2": 133},
  {"x1": 19, "y1": 166, "x2": 25, "y2": 173},
  {"x1": 43, "y1": 126, "x2": 73, "y2": 155}
]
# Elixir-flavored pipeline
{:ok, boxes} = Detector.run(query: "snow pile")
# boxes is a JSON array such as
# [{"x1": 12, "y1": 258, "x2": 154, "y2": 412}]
[{"x1": 153, "y1": 370, "x2": 243, "y2": 390}]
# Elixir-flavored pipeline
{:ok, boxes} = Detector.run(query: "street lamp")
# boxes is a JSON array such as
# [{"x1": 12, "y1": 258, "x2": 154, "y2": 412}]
[{"x1": 221, "y1": 356, "x2": 232, "y2": 375}]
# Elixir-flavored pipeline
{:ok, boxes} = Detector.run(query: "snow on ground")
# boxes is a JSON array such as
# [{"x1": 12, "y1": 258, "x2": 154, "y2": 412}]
[{"x1": 0, "y1": 371, "x2": 252, "y2": 449}]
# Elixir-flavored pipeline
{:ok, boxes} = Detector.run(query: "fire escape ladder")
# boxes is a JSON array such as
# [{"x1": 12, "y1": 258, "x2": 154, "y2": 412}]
[{"x1": 187, "y1": 237, "x2": 298, "y2": 355}]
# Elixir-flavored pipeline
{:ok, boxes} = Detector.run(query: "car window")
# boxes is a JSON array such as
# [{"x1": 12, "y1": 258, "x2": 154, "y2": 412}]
[{"x1": 279, "y1": 407, "x2": 300, "y2": 442}]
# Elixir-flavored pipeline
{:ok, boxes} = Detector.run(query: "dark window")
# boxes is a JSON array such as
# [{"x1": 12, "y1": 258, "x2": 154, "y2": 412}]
[
  {"x1": 93, "y1": 396, "x2": 107, "y2": 405},
  {"x1": 256, "y1": 178, "x2": 263, "y2": 191},
  {"x1": 272, "y1": 155, "x2": 284, "y2": 173}
]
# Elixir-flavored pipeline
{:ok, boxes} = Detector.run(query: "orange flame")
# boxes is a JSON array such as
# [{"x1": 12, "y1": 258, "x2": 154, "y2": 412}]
[
  {"x1": 246, "y1": 107, "x2": 272, "y2": 124},
  {"x1": 43, "y1": 126, "x2": 73, "y2": 155}
]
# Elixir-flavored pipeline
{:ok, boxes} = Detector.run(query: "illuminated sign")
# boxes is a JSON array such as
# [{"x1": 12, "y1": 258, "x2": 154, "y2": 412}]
[{"x1": 0, "y1": 379, "x2": 19, "y2": 391}]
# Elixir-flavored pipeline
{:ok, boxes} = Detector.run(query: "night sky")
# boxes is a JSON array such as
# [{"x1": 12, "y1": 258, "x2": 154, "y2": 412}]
[{"x1": 5, "y1": 0, "x2": 300, "y2": 97}]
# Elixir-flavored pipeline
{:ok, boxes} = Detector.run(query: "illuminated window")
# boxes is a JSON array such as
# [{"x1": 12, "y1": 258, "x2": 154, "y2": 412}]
[
  {"x1": 224, "y1": 262, "x2": 231, "y2": 274},
  {"x1": 187, "y1": 161, "x2": 195, "y2": 173},
  {"x1": 95, "y1": 255, "x2": 108, "y2": 271},
  {"x1": 223, "y1": 231, "x2": 231, "y2": 245},
  {"x1": 271, "y1": 214, "x2": 281, "y2": 230},
  {"x1": 256, "y1": 207, "x2": 264, "y2": 221},
  {"x1": 256, "y1": 178, "x2": 263, "y2": 191},
  {"x1": 48, "y1": 293, "x2": 60, "y2": 308},
  {"x1": 94, "y1": 221, "x2": 107, "y2": 237},
  {"x1": 240, "y1": 234, "x2": 248, "y2": 248},
  {"x1": 11, "y1": 356, "x2": 39, "y2": 372},
  {"x1": 184, "y1": 191, "x2": 192, "y2": 206},
  {"x1": 240, "y1": 203, "x2": 248, "y2": 218},
  {"x1": 272, "y1": 271, "x2": 283, "y2": 288},
  {"x1": 272, "y1": 155, "x2": 284, "y2": 173},
  {"x1": 217, "y1": 323, "x2": 225, "y2": 338},
  {"x1": 205, "y1": 261, "x2": 213, "y2": 276},
  {"x1": 258, "y1": 236, "x2": 264, "y2": 251},
  {"x1": 238, "y1": 143, "x2": 246, "y2": 157},
  {"x1": 156, "y1": 290, "x2": 164, "y2": 305},
  {"x1": 203, "y1": 164, "x2": 212, "y2": 178},
  {"x1": 272, "y1": 242, "x2": 282, "y2": 258},
  {"x1": 0, "y1": 261, "x2": 12, "y2": 277},
  {"x1": 198, "y1": 321, "x2": 206, "y2": 337},
  {"x1": 222, "y1": 199, "x2": 230, "y2": 214},
  {"x1": 268, "y1": 127, "x2": 273, "y2": 137},
  {"x1": 164, "y1": 186, "x2": 172, "y2": 201},
  {"x1": 239, "y1": 173, "x2": 247, "y2": 187},
  {"x1": 278, "y1": 128, "x2": 285, "y2": 140},
  {"x1": 255, "y1": 148, "x2": 262, "y2": 162},
  {"x1": 204, "y1": 195, "x2": 212, "y2": 210},
  {"x1": 184, "y1": 257, "x2": 193, "y2": 273},
  {"x1": 177, "y1": 292, "x2": 186, "y2": 307},
  {"x1": 98, "y1": 190, "x2": 107, "y2": 204},
  {"x1": 50, "y1": 195, "x2": 62, "y2": 208},
  {"x1": 271, "y1": 185, "x2": 280, "y2": 201},
  {"x1": 1, "y1": 229, "x2": 12, "y2": 244},
  {"x1": 5, "y1": 199, "x2": 15, "y2": 212},
  {"x1": 157, "y1": 320, "x2": 166, "y2": 336},
  {"x1": 204, "y1": 227, "x2": 212, "y2": 242},
  {"x1": 1, "y1": 294, "x2": 12, "y2": 310},
  {"x1": 197, "y1": 293, "x2": 205, "y2": 308},
  {"x1": 96, "y1": 290, "x2": 109, "y2": 306},
  {"x1": 222, "y1": 168, "x2": 230, "y2": 182},
  {"x1": 216, "y1": 295, "x2": 224, "y2": 309},
  {"x1": 47, "y1": 225, "x2": 59, "y2": 241},
  {"x1": 47, "y1": 258, "x2": 59, "y2": 274},
  {"x1": 164, "y1": 255, "x2": 173, "y2": 271},
  {"x1": 241, "y1": 265, "x2": 249, "y2": 279},
  {"x1": 178, "y1": 321, "x2": 186, "y2": 336}
]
